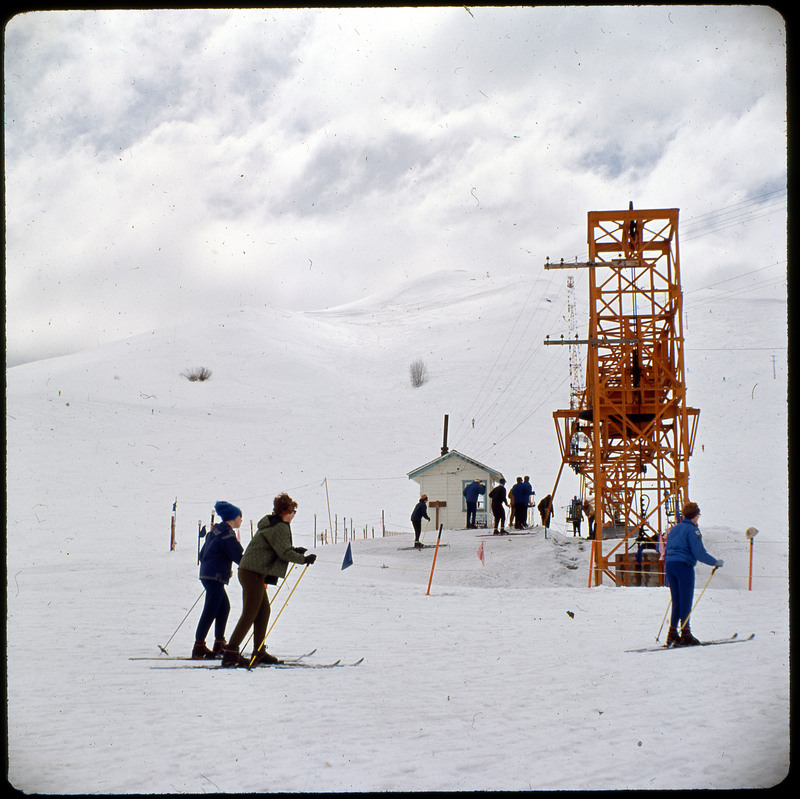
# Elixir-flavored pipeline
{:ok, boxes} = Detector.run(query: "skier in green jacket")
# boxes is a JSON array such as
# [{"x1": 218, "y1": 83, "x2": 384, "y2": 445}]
[{"x1": 222, "y1": 493, "x2": 316, "y2": 667}]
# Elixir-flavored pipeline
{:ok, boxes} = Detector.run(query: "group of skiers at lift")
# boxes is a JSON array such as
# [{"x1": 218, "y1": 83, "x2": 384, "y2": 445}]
[
  {"x1": 482, "y1": 476, "x2": 540, "y2": 534},
  {"x1": 473, "y1": 475, "x2": 554, "y2": 534},
  {"x1": 410, "y1": 476, "x2": 551, "y2": 543}
]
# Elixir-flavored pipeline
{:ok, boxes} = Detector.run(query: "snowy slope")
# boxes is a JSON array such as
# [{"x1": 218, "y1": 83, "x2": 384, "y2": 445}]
[{"x1": 6, "y1": 269, "x2": 789, "y2": 792}]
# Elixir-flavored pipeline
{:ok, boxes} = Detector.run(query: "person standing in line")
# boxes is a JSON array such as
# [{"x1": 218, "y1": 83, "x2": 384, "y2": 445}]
[
  {"x1": 583, "y1": 497, "x2": 596, "y2": 539},
  {"x1": 463, "y1": 479, "x2": 485, "y2": 529},
  {"x1": 489, "y1": 479, "x2": 509, "y2": 534},
  {"x1": 664, "y1": 501, "x2": 724, "y2": 646},
  {"x1": 538, "y1": 494, "x2": 554, "y2": 531},
  {"x1": 509, "y1": 477, "x2": 529, "y2": 530},
  {"x1": 522, "y1": 476, "x2": 535, "y2": 527},
  {"x1": 221, "y1": 493, "x2": 316, "y2": 668},
  {"x1": 410, "y1": 494, "x2": 431, "y2": 549},
  {"x1": 192, "y1": 501, "x2": 245, "y2": 659},
  {"x1": 569, "y1": 496, "x2": 583, "y2": 536}
]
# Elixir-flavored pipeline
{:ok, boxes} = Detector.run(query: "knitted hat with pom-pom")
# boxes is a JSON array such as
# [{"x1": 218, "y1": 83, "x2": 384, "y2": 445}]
[{"x1": 214, "y1": 501, "x2": 242, "y2": 522}]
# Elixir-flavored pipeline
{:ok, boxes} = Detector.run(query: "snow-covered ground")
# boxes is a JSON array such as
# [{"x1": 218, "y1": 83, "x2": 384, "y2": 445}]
[{"x1": 6, "y1": 269, "x2": 789, "y2": 792}]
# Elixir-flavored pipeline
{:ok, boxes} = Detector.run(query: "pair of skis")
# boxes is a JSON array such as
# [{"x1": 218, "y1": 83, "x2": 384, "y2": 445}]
[
  {"x1": 132, "y1": 649, "x2": 363, "y2": 669},
  {"x1": 397, "y1": 543, "x2": 449, "y2": 550},
  {"x1": 626, "y1": 633, "x2": 754, "y2": 653},
  {"x1": 131, "y1": 647, "x2": 318, "y2": 663},
  {"x1": 152, "y1": 658, "x2": 364, "y2": 670}
]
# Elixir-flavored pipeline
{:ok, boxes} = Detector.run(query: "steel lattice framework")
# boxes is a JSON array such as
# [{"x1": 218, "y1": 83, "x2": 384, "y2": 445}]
[{"x1": 546, "y1": 207, "x2": 699, "y2": 586}]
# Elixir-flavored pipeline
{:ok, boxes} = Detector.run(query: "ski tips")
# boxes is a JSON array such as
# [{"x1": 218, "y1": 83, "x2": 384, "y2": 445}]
[{"x1": 158, "y1": 644, "x2": 169, "y2": 655}]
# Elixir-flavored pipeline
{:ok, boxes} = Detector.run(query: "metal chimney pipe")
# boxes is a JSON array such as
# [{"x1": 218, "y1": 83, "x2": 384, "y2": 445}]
[{"x1": 441, "y1": 414, "x2": 449, "y2": 456}]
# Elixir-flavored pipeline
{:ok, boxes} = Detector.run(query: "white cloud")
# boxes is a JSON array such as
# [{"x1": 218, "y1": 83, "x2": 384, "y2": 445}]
[{"x1": 4, "y1": 6, "x2": 786, "y2": 366}]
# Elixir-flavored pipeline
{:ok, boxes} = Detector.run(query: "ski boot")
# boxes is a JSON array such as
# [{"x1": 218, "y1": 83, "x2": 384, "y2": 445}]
[
  {"x1": 220, "y1": 645, "x2": 249, "y2": 668},
  {"x1": 192, "y1": 640, "x2": 216, "y2": 660},
  {"x1": 250, "y1": 647, "x2": 283, "y2": 666},
  {"x1": 679, "y1": 626, "x2": 701, "y2": 646},
  {"x1": 212, "y1": 638, "x2": 227, "y2": 657},
  {"x1": 665, "y1": 626, "x2": 680, "y2": 647}
]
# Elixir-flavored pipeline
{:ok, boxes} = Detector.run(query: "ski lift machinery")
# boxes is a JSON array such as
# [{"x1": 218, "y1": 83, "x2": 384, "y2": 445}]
[{"x1": 544, "y1": 205, "x2": 700, "y2": 586}]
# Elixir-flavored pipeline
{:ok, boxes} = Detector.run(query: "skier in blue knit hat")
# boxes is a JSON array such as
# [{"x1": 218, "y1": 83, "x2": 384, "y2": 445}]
[
  {"x1": 215, "y1": 501, "x2": 242, "y2": 523},
  {"x1": 192, "y1": 501, "x2": 245, "y2": 659}
]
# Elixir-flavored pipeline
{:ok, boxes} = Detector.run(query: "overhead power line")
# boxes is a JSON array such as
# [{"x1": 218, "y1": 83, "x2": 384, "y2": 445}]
[{"x1": 680, "y1": 188, "x2": 786, "y2": 242}]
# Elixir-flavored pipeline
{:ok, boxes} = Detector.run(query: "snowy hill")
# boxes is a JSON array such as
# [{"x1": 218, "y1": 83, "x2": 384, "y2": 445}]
[
  {"x1": 6, "y1": 269, "x2": 789, "y2": 791},
  {"x1": 7, "y1": 269, "x2": 787, "y2": 543}
]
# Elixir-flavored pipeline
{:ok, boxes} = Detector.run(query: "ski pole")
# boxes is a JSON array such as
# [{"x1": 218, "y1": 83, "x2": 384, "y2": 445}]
[
  {"x1": 241, "y1": 564, "x2": 296, "y2": 652},
  {"x1": 271, "y1": 562, "x2": 295, "y2": 601},
  {"x1": 679, "y1": 566, "x2": 717, "y2": 632},
  {"x1": 264, "y1": 563, "x2": 309, "y2": 639},
  {"x1": 421, "y1": 517, "x2": 430, "y2": 544},
  {"x1": 248, "y1": 563, "x2": 310, "y2": 667},
  {"x1": 656, "y1": 599, "x2": 672, "y2": 642},
  {"x1": 158, "y1": 589, "x2": 205, "y2": 654},
  {"x1": 425, "y1": 525, "x2": 444, "y2": 596}
]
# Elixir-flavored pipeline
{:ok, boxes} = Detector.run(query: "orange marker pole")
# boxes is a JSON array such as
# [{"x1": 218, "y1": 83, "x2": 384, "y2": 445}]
[
  {"x1": 426, "y1": 525, "x2": 444, "y2": 596},
  {"x1": 745, "y1": 527, "x2": 758, "y2": 591}
]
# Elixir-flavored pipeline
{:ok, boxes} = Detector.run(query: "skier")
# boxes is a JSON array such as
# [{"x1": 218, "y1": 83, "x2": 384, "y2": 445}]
[
  {"x1": 664, "y1": 501, "x2": 724, "y2": 646},
  {"x1": 538, "y1": 494, "x2": 553, "y2": 530},
  {"x1": 410, "y1": 494, "x2": 431, "y2": 549},
  {"x1": 221, "y1": 493, "x2": 316, "y2": 668},
  {"x1": 569, "y1": 497, "x2": 583, "y2": 536},
  {"x1": 462, "y1": 479, "x2": 485, "y2": 529},
  {"x1": 192, "y1": 501, "x2": 245, "y2": 659},
  {"x1": 509, "y1": 477, "x2": 529, "y2": 529},
  {"x1": 489, "y1": 479, "x2": 509, "y2": 534},
  {"x1": 582, "y1": 497, "x2": 595, "y2": 539},
  {"x1": 522, "y1": 476, "x2": 535, "y2": 527}
]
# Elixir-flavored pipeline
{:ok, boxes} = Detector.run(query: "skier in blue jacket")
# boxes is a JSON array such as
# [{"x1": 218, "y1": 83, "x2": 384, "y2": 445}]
[
  {"x1": 509, "y1": 477, "x2": 530, "y2": 529},
  {"x1": 463, "y1": 480, "x2": 485, "y2": 528},
  {"x1": 410, "y1": 495, "x2": 431, "y2": 549},
  {"x1": 192, "y1": 501, "x2": 245, "y2": 659},
  {"x1": 664, "y1": 501, "x2": 723, "y2": 646}
]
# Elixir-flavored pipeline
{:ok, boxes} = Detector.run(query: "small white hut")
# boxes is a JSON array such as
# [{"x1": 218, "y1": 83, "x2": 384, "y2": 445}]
[{"x1": 407, "y1": 449, "x2": 505, "y2": 530}]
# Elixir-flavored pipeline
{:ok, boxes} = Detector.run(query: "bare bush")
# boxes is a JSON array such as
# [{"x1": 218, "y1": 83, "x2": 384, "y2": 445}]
[
  {"x1": 181, "y1": 366, "x2": 213, "y2": 382},
  {"x1": 409, "y1": 359, "x2": 428, "y2": 388}
]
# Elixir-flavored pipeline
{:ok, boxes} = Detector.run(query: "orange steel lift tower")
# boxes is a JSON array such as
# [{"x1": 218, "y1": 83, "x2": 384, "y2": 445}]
[{"x1": 545, "y1": 206, "x2": 699, "y2": 586}]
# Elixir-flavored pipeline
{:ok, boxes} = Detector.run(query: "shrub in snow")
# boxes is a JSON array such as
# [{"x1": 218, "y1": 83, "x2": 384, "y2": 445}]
[
  {"x1": 410, "y1": 359, "x2": 428, "y2": 388},
  {"x1": 181, "y1": 367, "x2": 212, "y2": 382}
]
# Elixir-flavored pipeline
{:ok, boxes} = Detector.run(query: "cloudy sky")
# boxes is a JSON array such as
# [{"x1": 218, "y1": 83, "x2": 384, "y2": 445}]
[{"x1": 4, "y1": 6, "x2": 787, "y2": 367}]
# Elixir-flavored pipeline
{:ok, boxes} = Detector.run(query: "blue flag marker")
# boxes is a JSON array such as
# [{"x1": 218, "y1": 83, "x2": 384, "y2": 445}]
[{"x1": 342, "y1": 542, "x2": 353, "y2": 570}]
